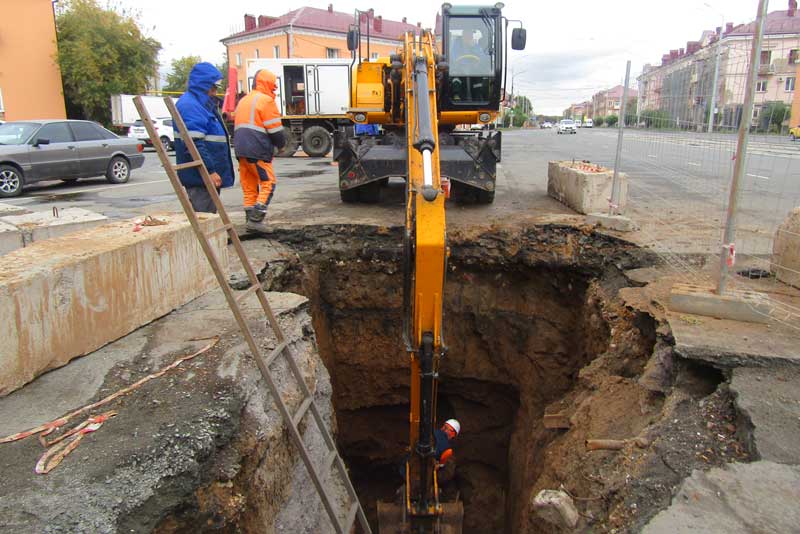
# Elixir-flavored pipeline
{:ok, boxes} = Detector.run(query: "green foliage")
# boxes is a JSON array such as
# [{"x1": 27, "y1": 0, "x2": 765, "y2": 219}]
[
  {"x1": 164, "y1": 56, "x2": 202, "y2": 93},
  {"x1": 605, "y1": 114, "x2": 619, "y2": 127},
  {"x1": 216, "y1": 59, "x2": 230, "y2": 93},
  {"x1": 593, "y1": 116, "x2": 604, "y2": 127},
  {"x1": 640, "y1": 109, "x2": 672, "y2": 129},
  {"x1": 624, "y1": 97, "x2": 638, "y2": 126},
  {"x1": 759, "y1": 101, "x2": 790, "y2": 132},
  {"x1": 56, "y1": 0, "x2": 160, "y2": 125}
]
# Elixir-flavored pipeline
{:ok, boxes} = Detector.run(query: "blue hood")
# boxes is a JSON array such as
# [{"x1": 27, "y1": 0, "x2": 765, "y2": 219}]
[{"x1": 188, "y1": 62, "x2": 222, "y2": 93}]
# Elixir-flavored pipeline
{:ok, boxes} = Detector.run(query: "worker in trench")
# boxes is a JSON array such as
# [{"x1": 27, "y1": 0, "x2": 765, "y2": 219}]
[
  {"x1": 173, "y1": 62, "x2": 235, "y2": 213},
  {"x1": 435, "y1": 419, "x2": 460, "y2": 497},
  {"x1": 232, "y1": 69, "x2": 287, "y2": 233}
]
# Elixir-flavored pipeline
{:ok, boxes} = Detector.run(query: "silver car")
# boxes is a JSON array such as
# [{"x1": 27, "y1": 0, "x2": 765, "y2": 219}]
[{"x1": 0, "y1": 119, "x2": 146, "y2": 197}]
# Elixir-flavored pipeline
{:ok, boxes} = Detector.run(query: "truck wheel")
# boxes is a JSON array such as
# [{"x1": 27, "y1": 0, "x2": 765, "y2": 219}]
[
  {"x1": 276, "y1": 131, "x2": 299, "y2": 157},
  {"x1": 476, "y1": 189, "x2": 495, "y2": 204},
  {"x1": 302, "y1": 126, "x2": 332, "y2": 157},
  {"x1": 340, "y1": 187, "x2": 359, "y2": 203}
]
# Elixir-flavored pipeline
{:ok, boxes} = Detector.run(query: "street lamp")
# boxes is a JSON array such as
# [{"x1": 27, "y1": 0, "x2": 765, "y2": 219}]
[
  {"x1": 703, "y1": 2, "x2": 725, "y2": 133},
  {"x1": 510, "y1": 68, "x2": 528, "y2": 127}
]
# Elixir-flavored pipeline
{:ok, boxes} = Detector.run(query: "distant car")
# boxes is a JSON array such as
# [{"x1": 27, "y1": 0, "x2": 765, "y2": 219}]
[
  {"x1": 790, "y1": 125, "x2": 800, "y2": 140},
  {"x1": 0, "y1": 119, "x2": 145, "y2": 198},
  {"x1": 557, "y1": 119, "x2": 577, "y2": 134},
  {"x1": 583, "y1": 118, "x2": 594, "y2": 128},
  {"x1": 128, "y1": 117, "x2": 174, "y2": 151},
  {"x1": 541, "y1": 121, "x2": 553, "y2": 129}
]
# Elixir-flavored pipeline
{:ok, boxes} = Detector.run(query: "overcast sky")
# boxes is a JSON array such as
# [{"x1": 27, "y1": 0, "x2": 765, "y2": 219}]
[{"x1": 116, "y1": 0, "x2": 769, "y2": 115}]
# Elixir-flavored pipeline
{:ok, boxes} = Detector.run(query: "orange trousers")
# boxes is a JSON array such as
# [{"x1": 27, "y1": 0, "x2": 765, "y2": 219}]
[{"x1": 238, "y1": 158, "x2": 276, "y2": 208}]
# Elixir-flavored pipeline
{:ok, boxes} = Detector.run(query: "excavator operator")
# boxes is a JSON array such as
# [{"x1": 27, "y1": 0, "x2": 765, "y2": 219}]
[{"x1": 435, "y1": 419, "x2": 460, "y2": 467}]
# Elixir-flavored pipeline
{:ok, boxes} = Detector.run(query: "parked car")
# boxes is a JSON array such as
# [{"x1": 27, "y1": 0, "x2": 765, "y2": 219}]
[
  {"x1": 128, "y1": 117, "x2": 174, "y2": 151},
  {"x1": 583, "y1": 118, "x2": 594, "y2": 128},
  {"x1": 557, "y1": 119, "x2": 577, "y2": 134},
  {"x1": 0, "y1": 120, "x2": 145, "y2": 198},
  {"x1": 790, "y1": 125, "x2": 800, "y2": 140},
  {"x1": 541, "y1": 121, "x2": 553, "y2": 129}
]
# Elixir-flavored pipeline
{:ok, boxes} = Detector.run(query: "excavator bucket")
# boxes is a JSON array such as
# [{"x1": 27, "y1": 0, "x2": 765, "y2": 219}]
[{"x1": 377, "y1": 502, "x2": 463, "y2": 534}]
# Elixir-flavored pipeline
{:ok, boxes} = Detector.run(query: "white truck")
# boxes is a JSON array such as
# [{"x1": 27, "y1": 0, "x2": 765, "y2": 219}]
[
  {"x1": 110, "y1": 94, "x2": 178, "y2": 128},
  {"x1": 245, "y1": 58, "x2": 352, "y2": 157}
]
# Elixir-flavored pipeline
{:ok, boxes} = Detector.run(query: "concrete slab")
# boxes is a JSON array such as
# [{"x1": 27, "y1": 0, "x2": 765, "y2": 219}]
[
  {"x1": 730, "y1": 366, "x2": 800, "y2": 465},
  {"x1": 0, "y1": 202, "x2": 30, "y2": 217},
  {"x1": 642, "y1": 461, "x2": 800, "y2": 534},
  {"x1": 0, "y1": 213, "x2": 228, "y2": 396},
  {"x1": 547, "y1": 160, "x2": 628, "y2": 215},
  {"x1": 0, "y1": 207, "x2": 108, "y2": 245},
  {"x1": 0, "y1": 220, "x2": 23, "y2": 255},
  {"x1": 586, "y1": 213, "x2": 637, "y2": 232},
  {"x1": 772, "y1": 206, "x2": 800, "y2": 288},
  {"x1": 669, "y1": 283, "x2": 771, "y2": 324},
  {"x1": 669, "y1": 311, "x2": 800, "y2": 368}
]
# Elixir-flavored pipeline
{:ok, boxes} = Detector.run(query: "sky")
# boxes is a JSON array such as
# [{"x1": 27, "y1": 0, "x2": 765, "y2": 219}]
[{"x1": 114, "y1": 0, "x2": 771, "y2": 115}]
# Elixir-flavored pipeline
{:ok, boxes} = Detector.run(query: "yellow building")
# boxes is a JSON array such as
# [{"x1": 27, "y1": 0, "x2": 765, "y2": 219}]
[
  {"x1": 0, "y1": 0, "x2": 66, "y2": 121},
  {"x1": 221, "y1": 5, "x2": 420, "y2": 94}
]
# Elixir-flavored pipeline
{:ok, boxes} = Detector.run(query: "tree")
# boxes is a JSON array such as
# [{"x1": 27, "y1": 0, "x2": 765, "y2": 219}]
[
  {"x1": 759, "y1": 101, "x2": 789, "y2": 133},
  {"x1": 624, "y1": 97, "x2": 638, "y2": 126},
  {"x1": 216, "y1": 59, "x2": 230, "y2": 93},
  {"x1": 593, "y1": 116, "x2": 605, "y2": 127},
  {"x1": 606, "y1": 114, "x2": 619, "y2": 127},
  {"x1": 56, "y1": 0, "x2": 160, "y2": 125},
  {"x1": 164, "y1": 55, "x2": 202, "y2": 93}
]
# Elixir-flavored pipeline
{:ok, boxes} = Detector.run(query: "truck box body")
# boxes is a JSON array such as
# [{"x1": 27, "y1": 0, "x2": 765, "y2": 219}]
[{"x1": 111, "y1": 94, "x2": 178, "y2": 127}]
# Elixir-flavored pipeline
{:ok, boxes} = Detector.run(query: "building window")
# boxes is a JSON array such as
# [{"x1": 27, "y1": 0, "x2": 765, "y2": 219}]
[
  {"x1": 273, "y1": 45, "x2": 280, "y2": 58},
  {"x1": 370, "y1": 52, "x2": 378, "y2": 60},
  {"x1": 756, "y1": 79, "x2": 767, "y2": 92},
  {"x1": 790, "y1": 49, "x2": 799, "y2": 64},
  {"x1": 326, "y1": 48, "x2": 339, "y2": 59},
  {"x1": 787, "y1": 77, "x2": 796, "y2": 92},
  {"x1": 760, "y1": 50, "x2": 772, "y2": 65},
  {"x1": 236, "y1": 53, "x2": 242, "y2": 67},
  {"x1": 255, "y1": 48, "x2": 260, "y2": 58},
  {"x1": 0, "y1": 87, "x2": 4, "y2": 113},
  {"x1": 237, "y1": 79, "x2": 243, "y2": 93}
]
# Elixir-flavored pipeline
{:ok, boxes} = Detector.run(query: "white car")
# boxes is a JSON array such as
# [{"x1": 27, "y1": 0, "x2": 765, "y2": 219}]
[
  {"x1": 557, "y1": 119, "x2": 577, "y2": 134},
  {"x1": 583, "y1": 118, "x2": 594, "y2": 128},
  {"x1": 541, "y1": 121, "x2": 553, "y2": 129},
  {"x1": 128, "y1": 117, "x2": 174, "y2": 151}
]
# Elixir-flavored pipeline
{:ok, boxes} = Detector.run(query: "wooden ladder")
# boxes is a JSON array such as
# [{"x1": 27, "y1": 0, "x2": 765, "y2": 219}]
[{"x1": 132, "y1": 96, "x2": 371, "y2": 534}]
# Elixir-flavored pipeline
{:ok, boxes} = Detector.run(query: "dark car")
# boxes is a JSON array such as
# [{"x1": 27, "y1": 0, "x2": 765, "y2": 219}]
[{"x1": 0, "y1": 119, "x2": 145, "y2": 197}]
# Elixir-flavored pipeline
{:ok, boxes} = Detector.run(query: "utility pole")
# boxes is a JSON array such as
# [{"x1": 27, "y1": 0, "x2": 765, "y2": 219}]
[{"x1": 708, "y1": 37, "x2": 723, "y2": 132}]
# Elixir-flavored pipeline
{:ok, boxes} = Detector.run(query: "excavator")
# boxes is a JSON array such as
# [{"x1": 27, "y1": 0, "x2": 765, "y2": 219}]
[
  {"x1": 335, "y1": 3, "x2": 526, "y2": 205},
  {"x1": 339, "y1": 4, "x2": 526, "y2": 533}
]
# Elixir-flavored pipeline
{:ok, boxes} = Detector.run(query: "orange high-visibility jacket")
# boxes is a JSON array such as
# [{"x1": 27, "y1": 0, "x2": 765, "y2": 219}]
[{"x1": 233, "y1": 69, "x2": 286, "y2": 161}]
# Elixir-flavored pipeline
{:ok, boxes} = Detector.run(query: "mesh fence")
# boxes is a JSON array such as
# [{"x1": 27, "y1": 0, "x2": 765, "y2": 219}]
[{"x1": 609, "y1": 1, "x2": 800, "y2": 329}]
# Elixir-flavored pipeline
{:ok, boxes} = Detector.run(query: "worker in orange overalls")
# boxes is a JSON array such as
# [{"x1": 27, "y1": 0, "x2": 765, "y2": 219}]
[{"x1": 233, "y1": 69, "x2": 287, "y2": 232}]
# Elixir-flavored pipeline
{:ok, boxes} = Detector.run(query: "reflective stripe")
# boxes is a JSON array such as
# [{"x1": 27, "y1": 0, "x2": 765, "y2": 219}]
[
  {"x1": 186, "y1": 130, "x2": 206, "y2": 139},
  {"x1": 264, "y1": 117, "x2": 282, "y2": 127},
  {"x1": 250, "y1": 93, "x2": 261, "y2": 125},
  {"x1": 235, "y1": 123, "x2": 267, "y2": 133},
  {"x1": 205, "y1": 135, "x2": 228, "y2": 142},
  {"x1": 267, "y1": 125, "x2": 284, "y2": 133}
]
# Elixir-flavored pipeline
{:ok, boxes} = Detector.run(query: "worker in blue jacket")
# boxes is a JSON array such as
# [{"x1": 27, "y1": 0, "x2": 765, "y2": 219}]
[{"x1": 173, "y1": 62, "x2": 235, "y2": 213}]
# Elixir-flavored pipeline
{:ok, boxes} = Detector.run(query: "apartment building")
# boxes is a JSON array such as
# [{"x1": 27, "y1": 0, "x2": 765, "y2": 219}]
[
  {"x1": 0, "y1": 0, "x2": 66, "y2": 121},
  {"x1": 638, "y1": 0, "x2": 800, "y2": 129},
  {"x1": 591, "y1": 86, "x2": 637, "y2": 118},
  {"x1": 221, "y1": 5, "x2": 419, "y2": 94}
]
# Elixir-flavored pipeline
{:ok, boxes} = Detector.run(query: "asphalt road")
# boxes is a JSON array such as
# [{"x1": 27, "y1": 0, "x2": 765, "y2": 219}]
[{"x1": 4, "y1": 129, "x2": 798, "y2": 254}]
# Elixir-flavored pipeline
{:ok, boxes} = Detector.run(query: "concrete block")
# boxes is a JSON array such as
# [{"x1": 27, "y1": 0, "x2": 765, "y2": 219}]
[
  {"x1": 772, "y1": 207, "x2": 800, "y2": 288},
  {"x1": 0, "y1": 213, "x2": 228, "y2": 396},
  {"x1": 547, "y1": 160, "x2": 628, "y2": 215},
  {"x1": 0, "y1": 208, "x2": 107, "y2": 246},
  {"x1": 669, "y1": 283, "x2": 771, "y2": 324},
  {"x1": 0, "y1": 202, "x2": 30, "y2": 217},
  {"x1": 586, "y1": 213, "x2": 637, "y2": 232},
  {"x1": 0, "y1": 220, "x2": 23, "y2": 255}
]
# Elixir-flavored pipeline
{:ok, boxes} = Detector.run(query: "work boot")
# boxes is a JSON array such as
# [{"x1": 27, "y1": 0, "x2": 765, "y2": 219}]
[{"x1": 246, "y1": 202, "x2": 269, "y2": 233}]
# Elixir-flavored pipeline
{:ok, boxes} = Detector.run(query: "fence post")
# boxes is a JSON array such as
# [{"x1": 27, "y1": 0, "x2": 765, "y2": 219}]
[
  {"x1": 717, "y1": 0, "x2": 769, "y2": 295},
  {"x1": 609, "y1": 60, "x2": 631, "y2": 216}
]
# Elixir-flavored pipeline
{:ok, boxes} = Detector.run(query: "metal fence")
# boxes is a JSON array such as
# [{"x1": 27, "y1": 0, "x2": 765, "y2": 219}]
[{"x1": 610, "y1": 0, "x2": 800, "y2": 329}]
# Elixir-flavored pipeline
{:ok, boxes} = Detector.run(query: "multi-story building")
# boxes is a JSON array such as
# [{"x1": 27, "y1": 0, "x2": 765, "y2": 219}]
[
  {"x1": 221, "y1": 5, "x2": 420, "y2": 95},
  {"x1": 565, "y1": 101, "x2": 592, "y2": 121},
  {"x1": 638, "y1": 0, "x2": 800, "y2": 130},
  {"x1": 0, "y1": 0, "x2": 66, "y2": 121},
  {"x1": 591, "y1": 86, "x2": 637, "y2": 119}
]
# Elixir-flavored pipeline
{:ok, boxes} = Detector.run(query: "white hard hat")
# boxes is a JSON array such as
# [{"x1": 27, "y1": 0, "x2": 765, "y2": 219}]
[{"x1": 445, "y1": 419, "x2": 461, "y2": 436}]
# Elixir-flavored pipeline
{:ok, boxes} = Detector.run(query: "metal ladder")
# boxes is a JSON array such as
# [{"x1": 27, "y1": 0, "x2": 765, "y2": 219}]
[{"x1": 132, "y1": 96, "x2": 371, "y2": 534}]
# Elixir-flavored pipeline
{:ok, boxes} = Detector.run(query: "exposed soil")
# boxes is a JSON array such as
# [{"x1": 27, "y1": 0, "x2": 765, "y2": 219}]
[{"x1": 247, "y1": 222, "x2": 750, "y2": 533}]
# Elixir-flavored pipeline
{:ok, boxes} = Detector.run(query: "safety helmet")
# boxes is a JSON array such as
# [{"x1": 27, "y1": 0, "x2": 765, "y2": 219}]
[{"x1": 444, "y1": 419, "x2": 460, "y2": 436}]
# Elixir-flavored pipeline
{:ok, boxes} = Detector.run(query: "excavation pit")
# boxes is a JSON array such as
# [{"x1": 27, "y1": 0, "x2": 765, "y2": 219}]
[{"x1": 259, "y1": 223, "x2": 664, "y2": 533}]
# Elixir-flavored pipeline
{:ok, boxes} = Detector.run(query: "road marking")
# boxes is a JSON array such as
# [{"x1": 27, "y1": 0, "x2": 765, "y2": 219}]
[
  {"x1": 687, "y1": 162, "x2": 701, "y2": 167},
  {"x1": 2, "y1": 179, "x2": 170, "y2": 204},
  {"x1": 647, "y1": 154, "x2": 658, "y2": 158},
  {"x1": 746, "y1": 173, "x2": 770, "y2": 180}
]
